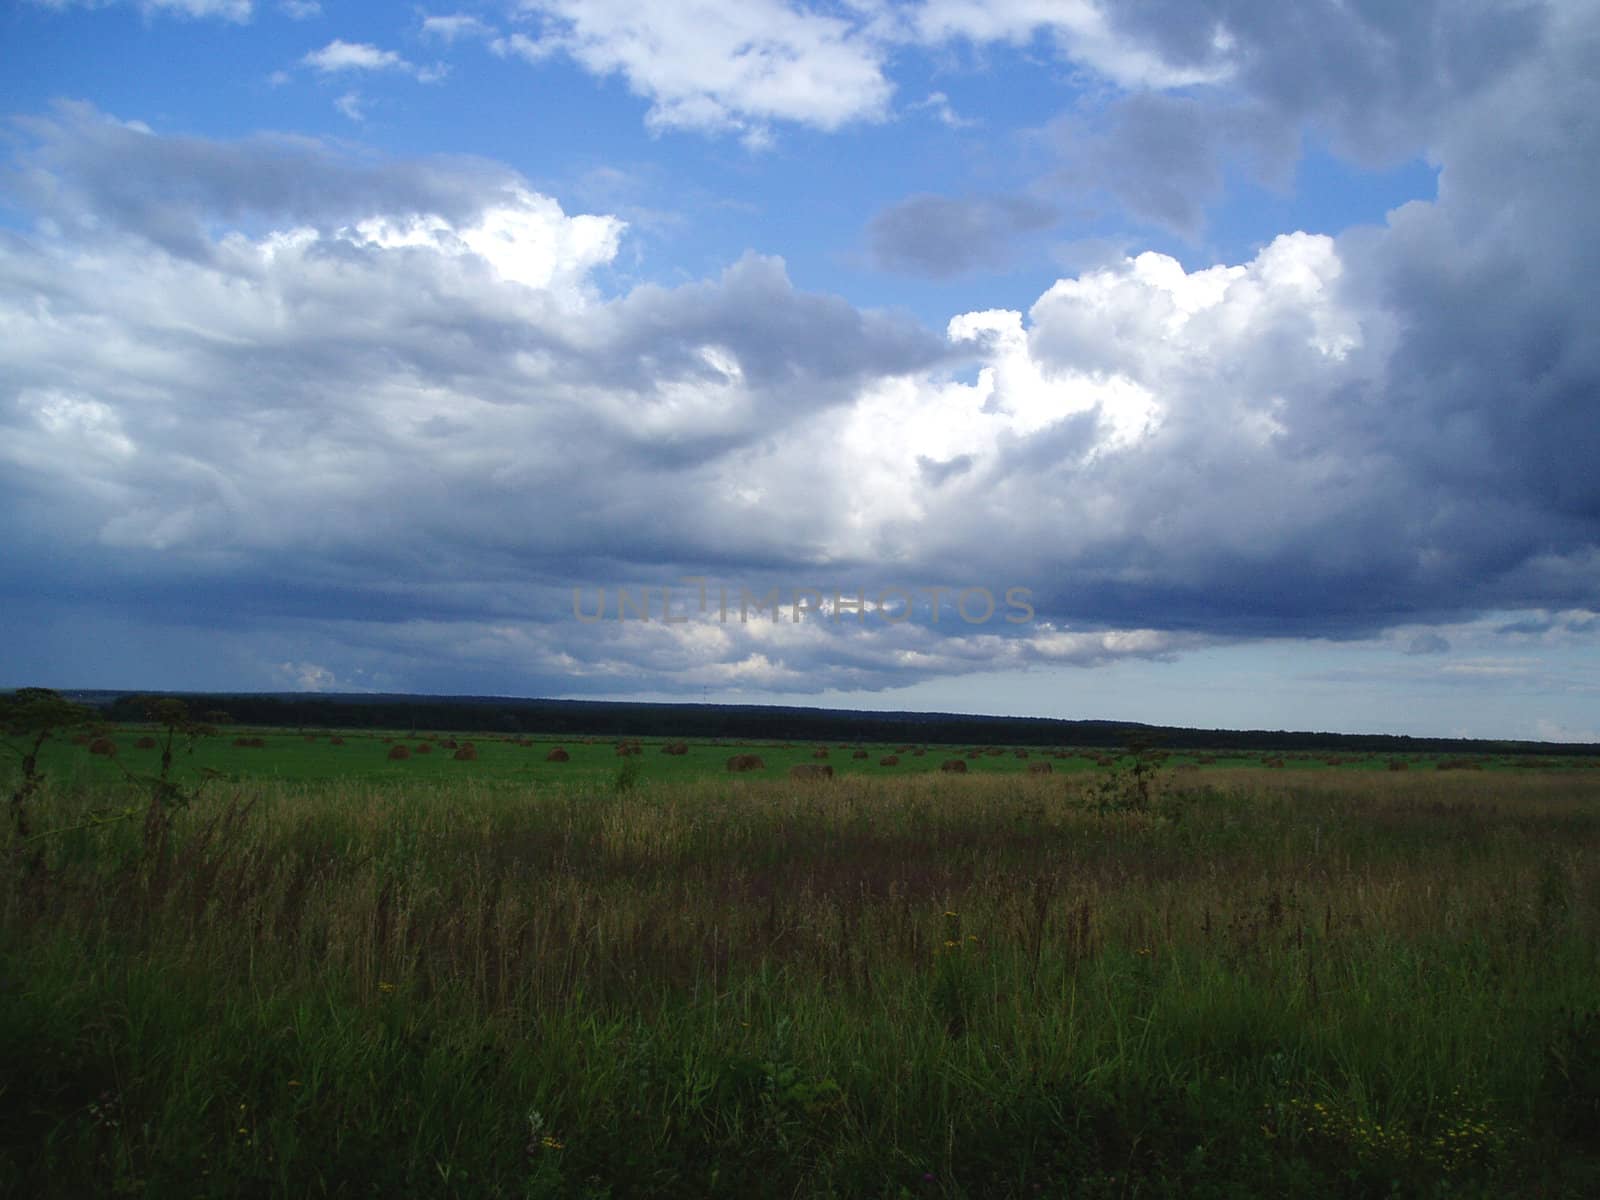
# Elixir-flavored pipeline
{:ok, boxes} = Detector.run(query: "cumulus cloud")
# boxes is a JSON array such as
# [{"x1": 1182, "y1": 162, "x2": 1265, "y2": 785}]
[
  {"x1": 504, "y1": 0, "x2": 894, "y2": 141},
  {"x1": 302, "y1": 40, "x2": 410, "y2": 73}
]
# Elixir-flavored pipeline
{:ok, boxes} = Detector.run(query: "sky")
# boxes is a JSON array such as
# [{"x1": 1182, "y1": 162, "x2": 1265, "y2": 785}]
[{"x1": 1, "y1": 0, "x2": 1598, "y2": 741}]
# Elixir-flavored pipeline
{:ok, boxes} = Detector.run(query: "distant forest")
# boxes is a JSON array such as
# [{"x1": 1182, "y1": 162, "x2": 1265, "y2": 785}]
[{"x1": 69, "y1": 690, "x2": 1600, "y2": 757}]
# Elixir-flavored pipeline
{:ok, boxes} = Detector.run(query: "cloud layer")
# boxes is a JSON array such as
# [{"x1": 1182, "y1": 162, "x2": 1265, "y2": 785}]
[{"x1": 3, "y1": 1, "x2": 1598, "y2": 700}]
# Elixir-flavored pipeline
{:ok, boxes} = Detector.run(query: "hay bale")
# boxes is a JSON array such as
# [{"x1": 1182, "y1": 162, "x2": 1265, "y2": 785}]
[
  {"x1": 233, "y1": 736, "x2": 266, "y2": 749},
  {"x1": 70, "y1": 733, "x2": 92, "y2": 746},
  {"x1": 134, "y1": 736, "x2": 158, "y2": 750},
  {"x1": 912, "y1": 748, "x2": 925, "y2": 757},
  {"x1": 790, "y1": 763, "x2": 834, "y2": 781},
  {"x1": 851, "y1": 749, "x2": 869, "y2": 759},
  {"x1": 453, "y1": 746, "x2": 478, "y2": 761},
  {"x1": 414, "y1": 743, "x2": 433, "y2": 754},
  {"x1": 661, "y1": 742, "x2": 688, "y2": 755},
  {"x1": 1027, "y1": 761, "x2": 1053, "y2": 775},
  {"x1": 387, "y1": 745, "x2": 410, "y2": 761},
  {"x1": 879, "y1": 755, "x2": 900, "y2": 767},
  {"x1": 813, "y1": 748, "x2": 830, "y2": 759},
  {"x1": 726, "y1": 754, "x2": 764, "y2": 773},
  {"x1": 88, "y1": 738, "x2": 117, "y2": 757},
  {"x1": 940, "y1": 759, "x2": 968, "y2": 774},
  {"x1": 546, "y1": 747, "x2": 570, "y2": 762},
  {"x1": 441, "y1": 739, "x2": 459, "y2": 750},
  {"x1": 1388, "y1": 759, "x2": 1409, "y2": 771},
  {"x1": 329, "y1": 736, "x2": 345, "y2": 746},
  {"x1": 1013, "y1": 749, "x2": 1029, "y2": 759}
]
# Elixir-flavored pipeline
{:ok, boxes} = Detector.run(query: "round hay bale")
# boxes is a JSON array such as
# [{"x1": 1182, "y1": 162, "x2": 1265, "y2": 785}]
[
  {"x1": 387, "y1": 745, "x2": 410, "y2": 761},
  {"x1": 912, "y1": 748, "x2": 926, "y2": 757},
  {"x1": 441, "y1": 739, "x2": 459, "y2": 750},
  {"x1": 879, "y1": 755, "x2": 900, "y2": 767},
  {"x1": 453, "y1": 746, "x2": 478, "y2": 761},
  {"x1": 546, "y1": 747, "x2": 570, "y2": 762},
  {"x1": 726, "y1": 754, "x2": 764, "y2": 773},
  {"x1": 790, "y1": 763, "x2": 833, "y2": 781},
  {"x1": 1014, "y1": 749, "x2": 1029, "y2": 759},
  {"x1": 70, "y1": 733, "x2": 92, "y2": 746},
  {"x1": 1027, "y1": 761, "x2": 1053, "y2": 775},
  {"x1": 661, "y1": 742, "x2": 688, "y2": 755},
  {"x1": 88, "y1": 738, "x2": 117, "y2": 757},
  {"x1": 851, "y1": 749, "x2": 868, "y2": 759},
  {"x1": 329, "y1": 736, "x2": 345, "y2": 746},
  {"x1": 414, "y1": 743, "x2": 432, "y2": 754},
  {"x1": 134, "y1": 736, "x2": 158, "y2": 750},
  {"x1": 813, "y1": 748, "x2": 830, "y2": 759},
  {"x1": 940, "y1": 759, "x2": 968, "y2": 774}
]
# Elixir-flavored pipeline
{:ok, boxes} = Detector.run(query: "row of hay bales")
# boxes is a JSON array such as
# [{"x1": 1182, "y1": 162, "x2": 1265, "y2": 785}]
[{"x1": 387, "y1": 741, "x2": 477, "y2": 761}]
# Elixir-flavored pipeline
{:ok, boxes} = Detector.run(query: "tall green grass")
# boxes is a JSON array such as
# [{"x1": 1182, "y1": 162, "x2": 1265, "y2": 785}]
[{"x1": 3, "y1": 766, "x2": 1599, "y2": 1197}]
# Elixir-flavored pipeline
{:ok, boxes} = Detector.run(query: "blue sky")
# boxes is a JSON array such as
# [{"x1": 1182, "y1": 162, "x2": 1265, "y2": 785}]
[{"x1": 2, "y1": 0, "x2": 1597, "y2": 741}]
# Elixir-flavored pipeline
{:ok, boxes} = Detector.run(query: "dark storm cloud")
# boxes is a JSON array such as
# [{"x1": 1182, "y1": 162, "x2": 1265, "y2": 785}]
[
  {"x1": 866, "y1": 193, "x2": 1059, "y2": 278},
  {"x1": 1038, "y1": 0, "x2": 1548, "y2": 240}
]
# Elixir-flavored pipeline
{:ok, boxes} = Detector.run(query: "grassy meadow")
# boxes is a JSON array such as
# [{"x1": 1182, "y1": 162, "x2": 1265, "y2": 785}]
[{"x1": 4, "y1": 723, "x2": 1600, "y2": 1196}]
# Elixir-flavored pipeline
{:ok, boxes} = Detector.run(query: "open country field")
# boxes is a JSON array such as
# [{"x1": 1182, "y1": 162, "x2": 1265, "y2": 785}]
[
  {"x1": 20, "y1": 723, "x2": 1600, "y2": 791},
  {"x1": 4, "y1": 711, "x2": 1600, "y2": 1197}
]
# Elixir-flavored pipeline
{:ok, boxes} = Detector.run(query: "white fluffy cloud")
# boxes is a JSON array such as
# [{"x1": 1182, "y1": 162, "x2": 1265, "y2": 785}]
[
  {"x1": 302, "y1": 40, "x2": 410, "y2": 73},
  {"x1": 502, "y1": 0, "x2": 894, "y2": 141}
]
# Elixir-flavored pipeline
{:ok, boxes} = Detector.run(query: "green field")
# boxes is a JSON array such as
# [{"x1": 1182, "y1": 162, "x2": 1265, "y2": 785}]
[
  {"x1": 5, "y1": 718, "x2": 1600, "y2": 1197},
  {"x1": 23, "y1": 723, "x2": 1593, "y2": 791}
]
